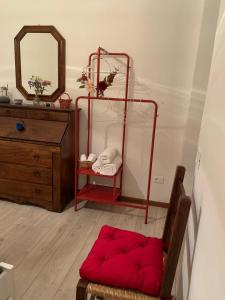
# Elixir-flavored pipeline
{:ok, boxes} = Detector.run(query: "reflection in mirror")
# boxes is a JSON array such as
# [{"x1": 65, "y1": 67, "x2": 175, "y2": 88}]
[
  {"x1": 21, "y1": 33, "x2": 58, "y2": 95},
  {"x1": 14, "y1": 25, "x2": 65, "y2": 102}
]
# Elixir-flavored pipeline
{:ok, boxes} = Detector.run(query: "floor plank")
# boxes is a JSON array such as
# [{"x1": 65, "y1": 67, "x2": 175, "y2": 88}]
[{"x1": 0, "y1": 200, "x2": 166, "y2": 300}]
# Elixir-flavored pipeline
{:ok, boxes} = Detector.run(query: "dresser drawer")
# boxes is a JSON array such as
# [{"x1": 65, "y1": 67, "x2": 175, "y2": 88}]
[
  {"x1": 0, "y1": 107, "x2": 27, "y2": 118},
  {"x1": 0, "y1": 117, "x2": 67, "y2": 144},
  {"x1": 0, "y1": 106, "x2": 69, "y2": 122},
  {"x1": 27, "y1": 110, "x2": 69, "y2": 122},
  {"x1": 0, "y1": 162, "x2": 52, "y2": 185},
  {"x1": 0, "y1": 141, "x2": 52, "y2": 168},
  {"x1": 0, "y1": 179, "x2": 52, "y2": 207}
]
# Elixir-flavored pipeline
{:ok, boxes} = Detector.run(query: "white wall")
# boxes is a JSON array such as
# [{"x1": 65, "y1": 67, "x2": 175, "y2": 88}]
[
  {"x1": 181, "y1": 0, "x2": 220, "y2": 194},
  {"x1": 187, "y1": 0, "x2": 225, "y2": 299},
  {"x1": 179, "y1": 0, "x2": 220, "y2": 299},
  {"x1": 0, "y1": 0, "x2": 205, "y2": 202}
]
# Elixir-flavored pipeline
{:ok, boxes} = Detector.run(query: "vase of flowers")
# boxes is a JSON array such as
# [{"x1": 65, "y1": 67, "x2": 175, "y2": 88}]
[
  {"x1": 28, "y1": 76, "x2": 51, "y2": 105},
  {"x1": 77, "y1": 67, "x2": 118, "y2": 96}
]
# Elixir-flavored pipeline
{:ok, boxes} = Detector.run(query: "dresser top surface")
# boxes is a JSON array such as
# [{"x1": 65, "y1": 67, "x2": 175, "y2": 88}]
[{"x1": 0, "y1": 103, "x2": 75, "y2": 113}]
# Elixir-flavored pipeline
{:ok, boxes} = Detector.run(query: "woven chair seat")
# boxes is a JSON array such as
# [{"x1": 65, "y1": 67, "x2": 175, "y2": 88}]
[{"x1": 87, "y1": 283, "x2": 158, "y2": 300}]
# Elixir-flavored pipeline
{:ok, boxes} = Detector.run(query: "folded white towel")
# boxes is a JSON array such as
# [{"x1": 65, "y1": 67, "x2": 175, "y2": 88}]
[
  {"x1": 99, "y1": 156, "x2": 122, "y2": 176},
  {"x1": 92, "y1": 159, "x2": 102, "y2": 173},
  {"x1": 87, "y1": 153, "x2": 97, "y2": 162},
  {"x1": 99, "y1": 147, "x2": 118, "y2": 165},
  {"x1": 80, "y1": 154, "x2": 87, "y2": 161}
]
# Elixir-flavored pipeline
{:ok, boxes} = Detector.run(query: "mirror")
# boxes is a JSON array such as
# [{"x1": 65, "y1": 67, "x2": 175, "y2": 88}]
[{"x1": 14, "y1": 25, "x2": 65, "y2": 102}]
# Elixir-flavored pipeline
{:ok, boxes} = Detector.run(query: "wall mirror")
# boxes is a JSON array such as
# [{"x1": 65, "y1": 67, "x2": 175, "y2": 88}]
[{"x1": 14, "y1": 25, "x2": 65, "y2": 102}]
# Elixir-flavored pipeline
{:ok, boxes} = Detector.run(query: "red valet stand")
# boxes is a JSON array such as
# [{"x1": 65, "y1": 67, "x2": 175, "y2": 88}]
[{"x1": 74, "y1": 47, "x2": 158, "y2": 224}]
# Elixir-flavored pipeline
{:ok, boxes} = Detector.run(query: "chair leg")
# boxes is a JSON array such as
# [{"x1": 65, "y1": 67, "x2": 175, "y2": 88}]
[{"x1": 76, "y1": 279, "x2": 89, "y2": 300}]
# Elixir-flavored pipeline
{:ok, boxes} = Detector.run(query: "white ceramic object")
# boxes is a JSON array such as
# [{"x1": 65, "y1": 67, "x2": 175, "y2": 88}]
[
  {"x1": 0, "y1": 262, "x2": 14, "y2": 300},
  {"x1": 13, "y1": 99, "x2": 23, "y2": 105}
]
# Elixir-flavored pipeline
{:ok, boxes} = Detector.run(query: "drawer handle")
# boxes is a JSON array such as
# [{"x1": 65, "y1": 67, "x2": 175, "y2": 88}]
[
  {"x1": 33, "y1": 154, "x2": 40, "y2": 161},
  {"x1": 33, "y1": 170, "x2": 41, "y2": 177},
  {"x1": 16, "y1": 121, "x2": 25, "y2": 131}
]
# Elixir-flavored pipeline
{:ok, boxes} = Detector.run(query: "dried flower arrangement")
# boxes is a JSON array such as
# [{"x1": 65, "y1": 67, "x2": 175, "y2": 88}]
[
  {"x1": 77, "y1": 68, "x2": 119, "y2": 96},
  {"x1": 28, "y1": 76, "x2": 51, "y2": 96}
]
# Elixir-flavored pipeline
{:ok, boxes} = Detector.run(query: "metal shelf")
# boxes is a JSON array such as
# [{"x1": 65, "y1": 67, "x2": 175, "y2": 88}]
[
  {"x1": 77, "y1": 184, "x2": 120, "y2": 203},
  {"x1": 78, "y1": 165, "x2": 123, "y2": 178}
]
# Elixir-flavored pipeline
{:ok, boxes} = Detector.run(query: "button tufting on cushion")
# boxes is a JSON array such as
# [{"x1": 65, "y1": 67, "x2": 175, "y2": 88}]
[
  {"x1": 98, "y1": 256, "x2": 105, "y2": 262},
  {"x1": 120, "y1": 249, "x2": 127, "y2": 254},
  {"x1": 80, "y1": 225, "x2": 164, "y2": 297}
]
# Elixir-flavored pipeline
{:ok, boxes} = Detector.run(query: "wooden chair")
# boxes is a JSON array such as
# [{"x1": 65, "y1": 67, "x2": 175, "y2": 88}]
[{"x1": 76, "y1": 166, "x2": 191, "y2": 300}]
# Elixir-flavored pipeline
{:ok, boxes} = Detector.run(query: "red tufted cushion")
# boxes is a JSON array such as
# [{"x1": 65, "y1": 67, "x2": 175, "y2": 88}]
[{"x1": 80, "y1": 225, "x2": 164, "y2": 296}]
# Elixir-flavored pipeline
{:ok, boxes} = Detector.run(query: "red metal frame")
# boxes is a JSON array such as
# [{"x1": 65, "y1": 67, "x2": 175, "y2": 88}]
[
  {"x1": 74, "y1": 96, "x2": 158, "y2": 224},
  {"x1": 74, "y1": 48, "x2": 158, "y2": 223}
]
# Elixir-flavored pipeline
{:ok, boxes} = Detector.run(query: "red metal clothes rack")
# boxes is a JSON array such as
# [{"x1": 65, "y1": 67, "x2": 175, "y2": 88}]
[
  {"x1": 74, "y1": 48, "x2": 158, "y2": 223},
  {"x1": 87, "y1": 47, "x2": 130, "y2": 190}
]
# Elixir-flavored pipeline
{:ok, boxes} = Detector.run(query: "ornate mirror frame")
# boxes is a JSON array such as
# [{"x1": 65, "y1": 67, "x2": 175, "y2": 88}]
[{"x1": 14, "y1": 25, "x2": 65, "y2": 102}]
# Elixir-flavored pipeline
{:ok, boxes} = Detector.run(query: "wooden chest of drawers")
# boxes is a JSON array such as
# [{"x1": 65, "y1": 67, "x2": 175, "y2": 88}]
[{"x1": 0, "y1": 103, "x2": 75, "y2": 212}]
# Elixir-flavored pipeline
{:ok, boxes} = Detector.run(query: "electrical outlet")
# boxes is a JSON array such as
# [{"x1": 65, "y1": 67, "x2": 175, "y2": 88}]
[{"x1": 153, "y1": 176, "x2": 164, "y2": 184}]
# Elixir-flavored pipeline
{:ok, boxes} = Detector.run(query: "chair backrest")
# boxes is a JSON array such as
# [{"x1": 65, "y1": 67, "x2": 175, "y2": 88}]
[{"x1": 160, "y1": 166, "x2": 191, "y2": 298}]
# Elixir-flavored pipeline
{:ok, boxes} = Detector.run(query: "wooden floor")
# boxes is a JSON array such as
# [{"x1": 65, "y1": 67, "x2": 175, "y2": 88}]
[{"x1": 0, "y1": 200, "x2": 166, "y2": 300}]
